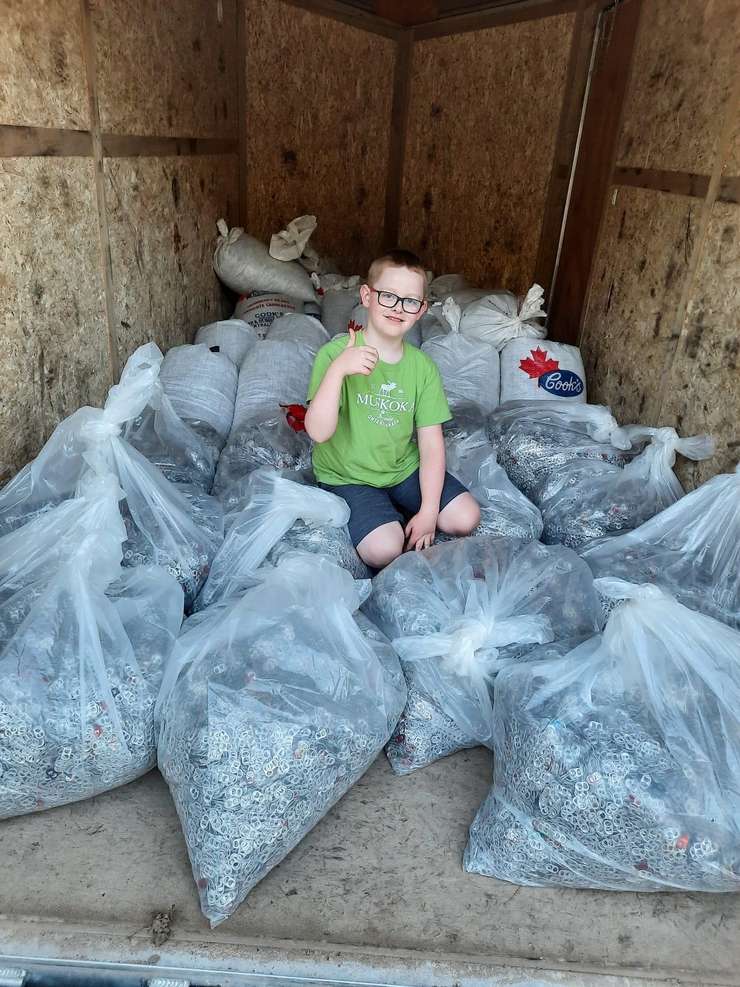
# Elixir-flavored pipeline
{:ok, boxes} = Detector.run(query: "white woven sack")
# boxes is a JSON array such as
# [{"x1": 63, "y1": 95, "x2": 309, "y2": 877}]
[
  {"x1": 194, "y1": 319, "x2": 257, "y2": 367},
  {"x1": 500, "y1": 338, "x2": 587, "y2": 404},
  {"x1": 422, "y1": 298, "x2": 500, "y2": 414},
  {"x1": 266, "y1": 313, "x2": 330, "y2": 350},
  {"x1": 321, "y1": 286, "x2": 361, "y2": 336},
  {"x1": 233, "y1": 338, "x2": 317, "y2": 429},
  {"x1": 347, "y1": 302, "x2": 422, "y2": 348},
  {"x1": 160, "y1": 344, "x2": 238, "y2": 442},
  {"x1": 213, "y1": 219, "x2": 318, "y2": 302},
  {"x1": 428, "y1": 273, "x2": 469, "y2": 302},
  {"x1": 460, "y1": 284, "x2": 547, "y2": 350},
  {"x1": 419, "y1": 304, "x2": 448, "y2": 342},
  {"x1": 234, "y1": 292, "x2": 304, "y2": 337}
]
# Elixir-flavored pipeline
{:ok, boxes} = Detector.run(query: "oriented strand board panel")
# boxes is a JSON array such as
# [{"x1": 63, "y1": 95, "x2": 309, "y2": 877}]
[
  {"x1": 581, "y1": 186, "x2": 698, "y2": 425},
  {"x1": 659, "y1": 202, "x2": 740, "y2": 488},
  {"x1": 0, "y1": 158, "x2": 110, "y2": 484},
  {"x1": 93, "y1": 0, "x2": 238, "y2": 138},
  {"x1": 105, "y1": 155, "x2": 239, "y2": 358},
  {"x1": 245, "y1": 0, "x2": 395, "y2": 276},
  {"x1": 400, "y1": 14, "x2": 574, "y2": 292},
  {"x1": 616, "y1": 0, "x2": 740, "y2": 173},
  {"x1": 0, "y1": 0, "x2": 88, "y2": 129}
]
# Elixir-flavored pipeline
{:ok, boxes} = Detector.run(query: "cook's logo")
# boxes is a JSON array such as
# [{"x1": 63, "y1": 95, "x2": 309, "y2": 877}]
[
  {"x1": 356, "y1": 380, "x2": 412, "y2": 427},
  {"x1": 519, "y1": 347, "x2": 584, "y2": 397}
]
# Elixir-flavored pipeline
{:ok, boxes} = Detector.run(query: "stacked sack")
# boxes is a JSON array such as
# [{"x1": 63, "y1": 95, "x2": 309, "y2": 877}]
[
  {"x1": 0, "y1": 472, "x2": 183, "y2": 819},
  {"x1": 581, "y1": 463, "x2": 739, "y2": 629},
  {"x1": 158, "y1": 343, "x2": 238, "y2": 453},
  {"x1": 194, "y1": 319, "x2": 258, "y2": 367},
  {"x1": 0, "y1": 344, "x2": 223, "y2": 610},
  {"x1": 465, "y1": 580, "x2": 740, "y2": 892},
  {"x1": 157, "y1": 554, "x2": 406, "y2": 926},
  {"x1": 364, "y1": 536, "x2": 602, "y2": 775},
  {"x1": 212, "y1": 314, "x2": 328, "y2": 500}
]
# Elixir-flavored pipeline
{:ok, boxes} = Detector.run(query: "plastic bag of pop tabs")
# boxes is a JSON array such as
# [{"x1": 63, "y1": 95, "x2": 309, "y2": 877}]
[
  {"x1": 488, "y1": 401, "x2": 634, "y2": 502},
  {"x1": 465, "y1": 580, "x2": 740, "y2": 892},
  {"x1": 0, "y1": 480, "x2": 183, "y2": 820},
  {"x1": 0, "y1": 345, "x2": 223, "y2": 609},
  {"x1": 440, "y1": 427, "x2": 543, "y2": 544},
  {"x1": 196, "y1": 469, "x2": 366, "y2": 610},
  {"x1": 540, "y1": 427, "x2": 715, "y2": 549},
  {"x1": 212, "y1": 417, "x2": 313, "y2": 505},
  {"x1": 581, "y1": 464, "x2": 740, "y2": 629},
  {"x1": 422, "y1": 298, "x2": 500, "y2": 415},
  {"x1": 363, "y1": 537, "x2": 601, "y2": 775},
  {"x1": 157, "y1": 554, "x2": 406, "y2": 926}
]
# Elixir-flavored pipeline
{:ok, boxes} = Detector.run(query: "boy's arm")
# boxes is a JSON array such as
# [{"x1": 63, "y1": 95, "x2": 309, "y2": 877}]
[
  {"x1": 305, "y1": 328, "x2": 378, "y2": 442},
  {"x1": 405, "y1": 424, "x2": 445, "y2": 551}
]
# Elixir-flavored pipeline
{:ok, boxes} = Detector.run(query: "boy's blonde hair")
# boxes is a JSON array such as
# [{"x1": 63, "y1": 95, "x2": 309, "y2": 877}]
[{"x1": 367, "y1": 249, "x2": 427, "y2": 295}]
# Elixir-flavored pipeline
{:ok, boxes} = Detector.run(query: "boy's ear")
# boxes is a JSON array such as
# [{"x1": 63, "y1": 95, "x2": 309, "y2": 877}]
[{"x1": 359, "y1": 283, "x2": 371, "y2": 307}]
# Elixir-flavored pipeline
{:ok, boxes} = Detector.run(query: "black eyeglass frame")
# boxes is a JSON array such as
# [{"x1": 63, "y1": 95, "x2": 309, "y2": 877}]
[{"x1": 368, "y1": 288, "x2": 425, "y2": 315}]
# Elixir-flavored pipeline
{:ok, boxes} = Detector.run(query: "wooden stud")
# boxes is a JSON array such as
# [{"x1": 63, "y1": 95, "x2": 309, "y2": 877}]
[
  {"x1": 413, "y1": 0, "x2": 580, "y2": 39},
  {"x1": 546, "y1": 0, "x2": 644, "y2": 344},
  {"x1": 0, "y1": 125, "x2": 93, "y2": 158},
  {"x1": 383, "y1": 30, "x2": 414, "y2": 249},
  {"x1": 534, "y1": 0, "x2": 599, "y2": 300},
  {"x1": 237, "y1": 1, "x2": 249, "y2": 228},
  {"x1": 80, "y1": 0, "x2": 120, "y2": 381},
  {"x1": 278, "y1": 0, "x2": 403, "y2": 38},
  {"x1": 613, "y1": 166, "x2": 740, "y2": 205}
]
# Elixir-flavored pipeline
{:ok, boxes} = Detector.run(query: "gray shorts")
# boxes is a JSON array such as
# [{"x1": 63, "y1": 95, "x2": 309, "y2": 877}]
[{"x1": 321, "y1": 469, "x2": 467, "y2": 546}]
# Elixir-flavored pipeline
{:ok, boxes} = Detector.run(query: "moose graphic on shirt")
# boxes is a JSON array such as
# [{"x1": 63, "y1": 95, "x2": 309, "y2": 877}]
[{"x1": 378, "y1": 381, "x2": 397, "y2": 398}]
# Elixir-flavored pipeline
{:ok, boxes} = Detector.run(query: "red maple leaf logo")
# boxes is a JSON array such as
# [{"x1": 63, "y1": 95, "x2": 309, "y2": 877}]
[{"x1": 519, "y1": 347, "x2": 559, "y2": 379}]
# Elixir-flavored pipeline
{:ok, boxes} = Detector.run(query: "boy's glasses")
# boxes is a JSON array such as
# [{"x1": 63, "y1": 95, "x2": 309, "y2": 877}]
[{"x1": 370, "y1": 288, "x2": 424, "y2": 315}]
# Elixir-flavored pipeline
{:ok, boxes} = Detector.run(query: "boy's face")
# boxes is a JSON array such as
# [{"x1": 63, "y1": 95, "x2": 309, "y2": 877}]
[{"x1": 360, "y1": 265, "x2": 428, "y2": 340}]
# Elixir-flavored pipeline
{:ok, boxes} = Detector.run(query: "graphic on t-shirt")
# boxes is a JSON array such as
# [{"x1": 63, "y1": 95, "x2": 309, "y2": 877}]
[{"x1": 356, "y1": 379, "x2": 414, "y2": 429}]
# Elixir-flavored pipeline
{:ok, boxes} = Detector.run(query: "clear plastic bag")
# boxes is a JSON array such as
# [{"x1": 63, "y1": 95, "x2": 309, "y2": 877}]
[
  {"x1": 0, "y1": 344, "x2": 223, "y2": 609},
  {"x1": 159, "y1": 343, "x2": 238, "y2": 443},
  {"x1": 364, "y1": 537, "x2": 601, "y2": 774},
  {"x1": 540, "y1": 427, "x2": 715, "y2": 549},
  {"x1": 422, "y1": 298, "x2": 500, "y2": 415},
  {"x1": 0, "y1": 481, "x2": 183, "y2": 819},
  {"x1": 489, "y1": 401, "x2": 634, "y2": 501},
  {"x1": 442, "y1": 427, "x2": 543, "y2": 543},
  {"x1": 157, "y1": 554, "x2": 406, "y2": 925},
  {"x1": 212, "y1": 417, "x2": 313, "y2": 504},
  {"x1": 581, "y1": 464, "x2": 740, "y2": 629},
  {"x1": 197, "y1": 469, "x2": 360, "y2": 609},
  {"x1": 465, "y1": 580, "x2": 740, "y2": 891}
]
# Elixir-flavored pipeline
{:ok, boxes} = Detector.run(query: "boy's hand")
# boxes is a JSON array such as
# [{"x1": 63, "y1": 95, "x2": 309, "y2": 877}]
[
  {"x1": 331, "y1": 326, "x2": 379, "y2": 378},
  {"x1": 404, "y1": 507, "x2": 438, "y2": 552}
]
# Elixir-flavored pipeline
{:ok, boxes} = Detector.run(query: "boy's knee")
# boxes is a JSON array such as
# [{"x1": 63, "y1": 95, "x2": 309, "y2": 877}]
[
  {"x1": 438, "y1": 493, "x2": 480, "y2": 536},
  {"x1": 357, "y1": 522, "x2": 405, "y2": 569}
]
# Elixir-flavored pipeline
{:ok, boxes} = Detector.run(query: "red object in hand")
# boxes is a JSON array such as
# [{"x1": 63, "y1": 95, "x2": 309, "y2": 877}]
[{"x1": 282, "y1": 403, "x2": 307, "y2": 432}]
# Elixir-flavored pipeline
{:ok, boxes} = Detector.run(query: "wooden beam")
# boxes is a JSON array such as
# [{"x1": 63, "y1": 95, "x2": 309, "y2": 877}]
[
  {"x1": 546, "y1": 0, "x2": 644, "y2": 345},
  {"x1": 236, "y1": 1, "x2": 248, "y2": 229},
  {"x1": 80, "y1": 0, "x2": 120, "y2": 381},
  {"x1": 413, "y1": 0, "x2": 580, "y2": 39},
  {"x1": 383, "y1": 30, "x2": 414, "y2": 249},
  {"x1": 101, "y1": 135, "x2": 238, "y2": 157},
  {"x1": 373, "y1": 0, "x2": 438, "y2": 25},
  {"x1": 278, "y1": 0, "x2": 403, "y2": 38},
  {"x1": 0, "y1": 125, "x2": 93, "y2": 157},
  {"x1": 534, "y1": 0, "x2": 599, "y2": 301},
  {"x1": 613, "y1": 166, "x2": 710, "y2": 199}
]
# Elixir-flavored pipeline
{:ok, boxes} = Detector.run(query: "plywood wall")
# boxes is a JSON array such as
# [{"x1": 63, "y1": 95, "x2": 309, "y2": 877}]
[
  {"x1": 0, "y1": 0, "x2": 239, "y2": 484},
  {"x1": 581, "y1": 0, "x2": 740, "y2": 486},
  {"x1": 244, "y1": 0, "x2": 396, "y2": 276},
  {"x1": 400, "y1": 13, "x2": 575, "y2": 293}
]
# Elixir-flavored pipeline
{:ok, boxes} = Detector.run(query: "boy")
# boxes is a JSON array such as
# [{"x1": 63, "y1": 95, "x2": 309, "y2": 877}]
[{"x1": 305, "y1": 249, "x2": 480, "y2": 569}]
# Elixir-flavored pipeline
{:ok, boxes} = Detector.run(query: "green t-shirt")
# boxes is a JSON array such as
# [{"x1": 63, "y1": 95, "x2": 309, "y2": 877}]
[{"x1": 307, "y1": 331, "x2": 451, "y2": 487}]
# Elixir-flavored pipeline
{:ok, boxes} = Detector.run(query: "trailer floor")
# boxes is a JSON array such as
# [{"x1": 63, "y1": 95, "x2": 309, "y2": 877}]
[{"x1": 1, "y1": 749, "x2": 738, "y2": 986}]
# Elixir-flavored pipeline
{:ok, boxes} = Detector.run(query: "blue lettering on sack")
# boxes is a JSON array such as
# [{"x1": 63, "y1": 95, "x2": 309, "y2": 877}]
[{"x1": 538, "y1": 370, "x2": 584, "y2": 396}]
